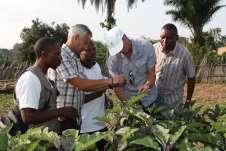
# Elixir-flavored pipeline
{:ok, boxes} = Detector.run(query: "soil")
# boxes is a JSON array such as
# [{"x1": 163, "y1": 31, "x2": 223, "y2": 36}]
[{"x1": 184, "y1": 83, "x2": 226, "y2": 107}]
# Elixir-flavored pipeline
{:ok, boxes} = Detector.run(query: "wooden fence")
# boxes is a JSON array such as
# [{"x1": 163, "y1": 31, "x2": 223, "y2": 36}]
[
  {"x1": 0, "y1": 62, "x2": 30, "y2": 80},
  {"x1": 195, "y1": 63, "x2": 226, "y2": 83}
]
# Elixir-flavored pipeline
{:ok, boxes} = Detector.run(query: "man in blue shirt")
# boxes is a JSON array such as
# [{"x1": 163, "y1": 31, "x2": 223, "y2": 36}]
[{"x1": 106, "y1": 27, "x2": 157, "y2": 108}]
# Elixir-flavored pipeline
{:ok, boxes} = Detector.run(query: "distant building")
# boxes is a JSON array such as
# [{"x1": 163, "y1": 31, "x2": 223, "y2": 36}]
[{"x1": 217, "y1": 46, "x2": 226, "y2": 55}]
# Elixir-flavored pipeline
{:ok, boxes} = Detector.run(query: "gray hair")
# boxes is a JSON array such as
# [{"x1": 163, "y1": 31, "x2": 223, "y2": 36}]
[{"x1": 68, "y1": 24, "x2": 92, "y2": 38}]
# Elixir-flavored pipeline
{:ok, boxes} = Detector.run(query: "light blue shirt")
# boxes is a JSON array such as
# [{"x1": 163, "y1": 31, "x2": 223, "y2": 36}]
[{"x1": 107, "y1": 38, "x2": 157, "y2": 107}]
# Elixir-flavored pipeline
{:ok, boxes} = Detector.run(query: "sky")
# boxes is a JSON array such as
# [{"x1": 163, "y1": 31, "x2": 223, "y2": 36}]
[{"x1": 0, "y1": 0, "x2": 226, "y2": 49}]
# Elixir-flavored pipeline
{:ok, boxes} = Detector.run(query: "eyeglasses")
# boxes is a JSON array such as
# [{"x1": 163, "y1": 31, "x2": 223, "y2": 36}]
[{"x1": 129, "y1": 70, "x2": 135, "y2": 85}]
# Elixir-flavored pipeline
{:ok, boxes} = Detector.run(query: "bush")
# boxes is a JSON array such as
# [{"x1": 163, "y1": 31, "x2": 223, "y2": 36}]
[{"x1": 1, "y1": 94, "x2": 226, "y2": 151}]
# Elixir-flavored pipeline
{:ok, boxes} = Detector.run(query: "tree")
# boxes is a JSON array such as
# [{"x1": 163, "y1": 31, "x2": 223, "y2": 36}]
[
  {"x1": 15, "y1": 18, "x2": 69, "y2": 64},
  {"x1": 77, "y1": 0, "x2": 146, "y2": 30},
  {"x1": 164, "y1": 0, "x2": 225, "y2": 46},
  {"x1": 94, "y1": 41, "x2": 108, "y2": 74},
  {"x1": 0, "y1": 48, "x2": 12, "y2": 65}
]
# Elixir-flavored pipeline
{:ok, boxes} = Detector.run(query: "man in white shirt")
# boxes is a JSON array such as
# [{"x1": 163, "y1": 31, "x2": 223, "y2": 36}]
[
  {"x1": 15, "y1": 37, "x2": 77, "y2": 133},
  {"x1": 79, "y1": 42, "x2": 106, "y2": 134}
]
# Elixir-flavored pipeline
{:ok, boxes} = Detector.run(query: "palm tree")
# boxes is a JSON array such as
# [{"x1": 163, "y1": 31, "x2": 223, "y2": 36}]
[
  {"x1": 77, "y1": 0, "x2": 146, "y2": 30},
  {"x1": 164, "y1": 0, "x2": 225, "y2": 46}
]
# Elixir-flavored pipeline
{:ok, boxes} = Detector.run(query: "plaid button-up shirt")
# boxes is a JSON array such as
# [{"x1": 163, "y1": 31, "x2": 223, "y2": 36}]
[
  {"x1": 56, "y1": 44, "x2": 85, "y2": 110},
  {"x1": 154, "y1": 42, "x2": 195, "y2": 105}
]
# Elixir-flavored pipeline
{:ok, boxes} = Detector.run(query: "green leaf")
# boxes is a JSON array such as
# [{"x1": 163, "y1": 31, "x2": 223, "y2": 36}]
[
  {"x1": 152, "y1": 124, "x2": 170, "y2": 145},
  {"x1": 127, "y1": 107, "x2": 152, "y2": 126},
  {"x1": 74, "y1": 132, "x2": 108, "y2": 151},
  {"x1": 0, "y1": 127, "x2": 9, "y2": 151},
  {"x1": 126, "y1": 93, "x2": 147, "y2": 106},
  {"x1": 188, "y1": 133, "x2": 217, "y2": 146},
  {"x1": 24, "y1": 140, "x2": 40, "y2": 151},
  {"x1": 200, "y1": 146, "x2": 214, "y2": 151},
  {"x1": 170, "y1": 125, "x2": 186, "y2": 144},
  {"x1": 116, "y1": 127, "x2": 139, "y2": 151},
  {"x1": 130, "y1": 136, "x2": 161, "y2": 150},
  {"x1": 61, "y1": 129, "x2": 79, "y2": 151},
  {"x1": 62, "y1": 129, "x2": 79, "y2": 139},
  {"x1": 177, "y1": 138, "x2": 195, "y2": 151},
  {"x1": 116, "y1": 127, "x2": 139, "y2": 140}
]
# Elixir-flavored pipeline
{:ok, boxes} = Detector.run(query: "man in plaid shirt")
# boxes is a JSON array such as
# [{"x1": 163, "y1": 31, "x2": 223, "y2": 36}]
[{"x1": 55, "y1": 24, "x2": 126, "y2": 131}]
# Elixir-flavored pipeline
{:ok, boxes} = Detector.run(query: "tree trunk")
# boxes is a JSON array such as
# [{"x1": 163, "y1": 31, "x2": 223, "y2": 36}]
[{"x1": 193, "y1": 27, "x2": 205, "y2": 46}]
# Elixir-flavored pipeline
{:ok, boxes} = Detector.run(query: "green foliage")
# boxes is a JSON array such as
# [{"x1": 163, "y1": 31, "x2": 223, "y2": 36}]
[
  {"x1": 15, "y1": 18, "x2": 69, "y2": 64},
  {"x1": 77, "y1": 0, "x2": 146, "y2": 30},
  {"x1": 0, "y1": 49, "x2": 12, "y2": 65},
  {"x1": 130, "y1": 136, "x2": 161, "y2": 150},
  {"x1": 1, "y1": 96, "x2": 226, "y2": 151},
  {"x1": 187, "y1": 42, "x2": 226, "y2": 65},
  {"x1": 0, "y1": 94, "x2": 14, "y2": 116},
  {"x1": 164, "y1": 0, "x2": 225, "y2": 46},
  {"x1": 94, "y1": 41, "x2": 108, "y2": 74},
  {"x1": 0, "y1": 126, "x2": 10, "y2": 151},
  {"x1": 203, "y1": 28, "x2": 226, "y2": 50},
  {"x1": 188, "y1": 43, "x2": 212, "y2": 65}
]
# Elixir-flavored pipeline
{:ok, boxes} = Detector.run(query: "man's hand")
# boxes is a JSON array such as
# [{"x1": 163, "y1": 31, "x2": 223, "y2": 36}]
[
  {"x1": 112, "y1": 74, "x2": 126, "y2": 86},
  {"x1": 58, "y1": 107, "x2": 78, "y2": 121},
  {"x1": 138, "y1": 81, "x2": 151, "y2": 93}
]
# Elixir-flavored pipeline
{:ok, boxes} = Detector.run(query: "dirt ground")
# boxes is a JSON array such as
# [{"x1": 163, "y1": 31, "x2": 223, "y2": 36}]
[{"x1": 185, "y1": 83, "x2": 226, "y2": 107}]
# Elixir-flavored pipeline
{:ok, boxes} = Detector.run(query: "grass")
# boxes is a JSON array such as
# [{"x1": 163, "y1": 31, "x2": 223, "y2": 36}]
[{"x1": 0, "y1": 93, "x2": 14, "y2": 115}]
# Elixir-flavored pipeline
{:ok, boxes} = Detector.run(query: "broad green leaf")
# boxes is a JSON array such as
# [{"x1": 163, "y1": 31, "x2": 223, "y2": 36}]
[
  {"x1": 23, "y1": 140, "x2": 40, "y2": 151},
  {"x1": 130, "y1": 136, "x2": 161, "y2": 150},
  {"x1": 116, "y1": 127, "x2": 139, "y2": 151},
  {"x1": 200, "y1": 146, "x2": 214, "y2": 151},
  {"x1": 177, "y1": 138, "x2": 196, "y2": 151},
  {"x1": 126, "y1": 93, "x2": 147, "y2": 106},
  {"x1": 111, "y1": 105, "x2": 122, "y2": 113},
  {"x1": 188, "y1": 133, "x2": 217, "y2": 146},
  {"x1": 62, "y1": 129, "x2": 79, "y2": 139},
  {"x1": 116, "y1": 127, "x2": 139, "y2": 140},
  {"x1": 127, "y1": 107, "x2": 152, "y2": 126},
  {"x1": 0, "y1": 127, "x2": 9, "y2": 150},
  {"x1": 61, "y1": 129, "x2": 79, "y2": 151},
  {"x1": 152, "y1": 124, "x2": 170, "y2": 145},
  {"x1": 170, "y1": 125, "x2": 186, "y2": 144},
  {"x1": 120, "y1": 117, "x2": 128, "y2": 126},
  {"x1": 41, "y1": 128, "x2": 60, "y2": 143},
  {"x1": 211, "y1": 121, "x2": 226, "y2": 133},
  {"x1": 74, "y1": 132, "x2": 108, "y2": 151}
]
